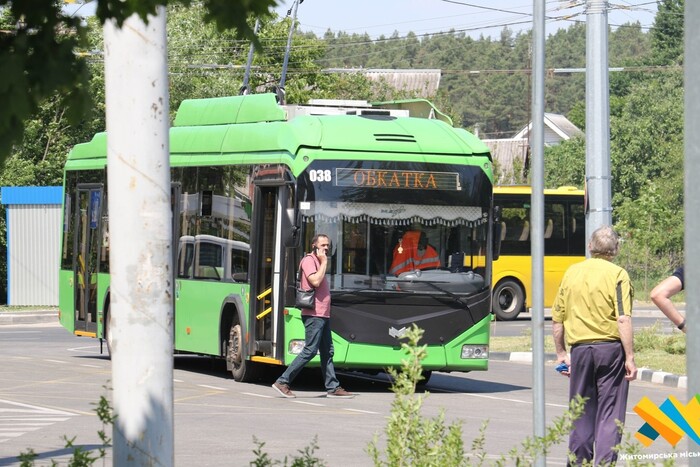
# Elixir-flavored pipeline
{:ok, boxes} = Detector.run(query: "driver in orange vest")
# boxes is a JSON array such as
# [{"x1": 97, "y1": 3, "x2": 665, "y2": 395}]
[
  {"x1": 389, "y1": 231, "x2": 440, "y2": 275},
  {"x1": 414, "y1": 232, "x2": 440, "y2": 270}
]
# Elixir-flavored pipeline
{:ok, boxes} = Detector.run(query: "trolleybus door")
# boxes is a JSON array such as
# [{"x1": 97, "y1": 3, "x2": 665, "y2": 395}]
[
  {"x1": 248, "y1": 184, "x2": 292, "y2": 360},
  {"x1": 73, "y1": 186, "x2": 102, "y2": 335}
]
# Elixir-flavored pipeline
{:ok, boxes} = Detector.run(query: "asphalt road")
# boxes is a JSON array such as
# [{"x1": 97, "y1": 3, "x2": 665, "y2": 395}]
[{"x1": 0, "y1": 322, "x2": 693, "y2": 466}]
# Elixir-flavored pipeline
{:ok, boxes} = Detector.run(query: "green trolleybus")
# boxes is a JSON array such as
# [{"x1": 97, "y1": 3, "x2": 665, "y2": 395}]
[{"x1": 58, "y1": 93, "x2": 496, "y2": 382}]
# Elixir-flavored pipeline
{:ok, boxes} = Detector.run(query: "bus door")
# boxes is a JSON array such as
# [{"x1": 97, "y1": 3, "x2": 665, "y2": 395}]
[
  {"x1": 248, "y1": 183, "x2": 292, "y2": 361},
  {"x1": 171, "y1": 183, "x2": 181, "y2": 338},
  {"x1": 73, "y1": 186, "x2": 103, "y2": 336}
]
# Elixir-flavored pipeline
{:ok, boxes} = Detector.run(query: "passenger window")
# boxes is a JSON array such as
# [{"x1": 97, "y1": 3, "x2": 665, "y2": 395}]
[
  {"x1": 178, "y1": 242, "x2": 194, "y2": 278},
  {"x1": 195, "y1": 242, "x2": 223, "y2": 280}
]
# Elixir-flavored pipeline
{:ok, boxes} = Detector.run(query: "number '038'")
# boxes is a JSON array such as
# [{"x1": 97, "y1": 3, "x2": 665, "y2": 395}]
[{"x1": 309, "y1": 170, "x2": 332, "y2": 182}]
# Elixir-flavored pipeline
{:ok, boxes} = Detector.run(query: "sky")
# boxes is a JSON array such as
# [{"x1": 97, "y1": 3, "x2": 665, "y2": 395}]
[
  {"x1": 64, "y1": 1, "x2": 659, "y2": 40},
  {"x1": 273, "y1": 0, "x2": 658, "y2": 40}
]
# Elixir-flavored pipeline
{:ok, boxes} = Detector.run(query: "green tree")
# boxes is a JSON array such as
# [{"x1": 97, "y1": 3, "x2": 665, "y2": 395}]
[
  {"x1": 544, "y1": 136, "x2": 585, "y2": 189},
  {"x1": 0, "y1": 0, "x2": 277, "y2": 165},
  {"x1": 611, "y1": 72, "x2": 684, "y2": 286},
  {"x1": 651, "y1": 0, "x2": 684, "y2": 65}
]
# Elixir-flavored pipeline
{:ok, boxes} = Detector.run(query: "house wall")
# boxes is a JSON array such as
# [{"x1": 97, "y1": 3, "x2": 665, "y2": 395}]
[{"x1": 1, "y1": 187, "x2": 62, "y2": 306}]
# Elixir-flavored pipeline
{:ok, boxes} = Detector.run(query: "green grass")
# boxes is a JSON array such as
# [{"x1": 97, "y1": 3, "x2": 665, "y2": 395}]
[
  {"x1": 490, "y1": 335, "x2": 557, "y2": 354},
  {"x1": 490, "y1": 323, "x2": 687, "y2": 376}
]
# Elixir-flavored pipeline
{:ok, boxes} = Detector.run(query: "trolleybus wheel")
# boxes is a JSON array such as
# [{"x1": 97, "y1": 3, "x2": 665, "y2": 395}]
[
  {"x1": 419, "y1": 370, "x2": 433, "y2": 385},
  {"x1": 228, "y1": 323, "x2": 258, "y2": 382},
  {"x1": 492, "y1": 279, "x2": 525, "y2": 321}
]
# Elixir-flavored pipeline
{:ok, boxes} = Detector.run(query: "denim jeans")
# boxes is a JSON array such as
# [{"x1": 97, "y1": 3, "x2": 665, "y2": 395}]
[{"x1": 276, "y1": 315, "x2": 340, "y2": 391}]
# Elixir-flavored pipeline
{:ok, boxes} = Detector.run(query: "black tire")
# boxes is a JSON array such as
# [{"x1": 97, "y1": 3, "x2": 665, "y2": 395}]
[
  {"x1": 419, "y1": 370, "x2": 432, "y2": 386},
  {"x1": 228, "y1": 323, "x2": 258, "y2": 382},
  {"x1": 492, "y1": 279, "x2": 525, "y2": 321}
]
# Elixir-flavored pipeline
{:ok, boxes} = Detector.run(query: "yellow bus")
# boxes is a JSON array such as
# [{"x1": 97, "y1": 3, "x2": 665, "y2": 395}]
[{"x1": 492, "y1": 186, "x2": 586, "y2": 320}]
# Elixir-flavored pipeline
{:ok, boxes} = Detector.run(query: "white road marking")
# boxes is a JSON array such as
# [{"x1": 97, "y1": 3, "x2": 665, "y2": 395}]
[
  {"x1": 343, "y1": 408, "x2": 379, "y2": 414},
  {"x1": 0, "y1": 400, "x2": 76, "y2": 444},
  {"x1": 0, "y1": 400, "x2": 74, "y2": 416},
  {"x1": 291, "y1": 400, "x2": 325, "y2": 407},
  {"x1": 197, "y1": 384, "x2": 227, "y2": 391},
  {"x1": 241, "y1": 392, "x2": 273, "y2": 399}
]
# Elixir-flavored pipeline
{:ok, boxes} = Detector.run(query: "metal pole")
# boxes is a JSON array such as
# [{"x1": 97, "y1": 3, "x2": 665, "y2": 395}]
[
  {"x1": 684, "y1": 2, "x2": 700, "y2": 462},
  {"x1": 104, "y1": 8, "x2": 174, "y2": 465},
  {"x1": 530, "y1": 1, "x2": 546, "y2": 465},
  {"x1": 241, "y1": 18, "x2": 261, "y2": 95},
  {"x1": 585, "y1": 0, "x2": 612, "y2": 247}
]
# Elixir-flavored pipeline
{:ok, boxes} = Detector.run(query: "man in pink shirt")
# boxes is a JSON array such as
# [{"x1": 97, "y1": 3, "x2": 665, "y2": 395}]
[{"x1": 272, "y1": 234, "x2": 354, "y2": 398}]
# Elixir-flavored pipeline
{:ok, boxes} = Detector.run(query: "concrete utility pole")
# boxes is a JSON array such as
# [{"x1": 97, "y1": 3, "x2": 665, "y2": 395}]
[
  {"x1": 104, "y1": 8, "x2": 174, "y2": 465},
  {"x1": 684, "y1": 2, "x2": 699, "y2": 462},
  {"x1": 585, "y1": 0, "x2": 612, "y2": 244},
  {"x1": 530, "y1": 1, "x2": 546, "y2": 465}
]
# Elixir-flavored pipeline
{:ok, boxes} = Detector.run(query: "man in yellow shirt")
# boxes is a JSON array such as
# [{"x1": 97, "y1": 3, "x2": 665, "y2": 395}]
[{"x1": 552, "y1": 225, "x2": 637, "y2": 466}]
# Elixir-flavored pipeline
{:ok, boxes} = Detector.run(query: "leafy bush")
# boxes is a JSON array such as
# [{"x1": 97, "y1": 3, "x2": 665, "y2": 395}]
[
  {"x1": 635, "y1": 322, "x2": 686, "y2": 355},
  {"x1": 250, "y1": 436, "x2": 326, "y2": 467},
  {"x1": 367, "y1": 325, "x2": 587, "y2": 466},
  {"x1": 366, "y1": 325, "x2": 466, "y2": 467}
]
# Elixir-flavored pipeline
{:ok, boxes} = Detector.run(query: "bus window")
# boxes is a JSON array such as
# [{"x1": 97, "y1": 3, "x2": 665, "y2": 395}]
[
  {"x1": 178, "y1": 238, "x2": 194, "y2": 278},
  {"x1": 195, "y1": 241, "x2": 223, "y2": 280},
  {"x1": 570, "y1": 202, "x2": 586, "y2": 254},
  {"x1": 544, "y1": 202, "x2": 567, "y2": 255},
  {"x1": 231, "y1": 248, "x2": 249, "y2": 276},
  {"x1": 500, "y1": 203, "x2": 530, "y2": 255}
]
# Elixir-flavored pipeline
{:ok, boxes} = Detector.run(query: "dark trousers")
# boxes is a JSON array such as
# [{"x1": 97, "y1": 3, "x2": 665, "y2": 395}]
[
  {"x1": 568, "y1": 341, "x2": 629, "y2": 466},
  {"x1": 276, "y1": 316, "x2": 340, "y2": 392}
]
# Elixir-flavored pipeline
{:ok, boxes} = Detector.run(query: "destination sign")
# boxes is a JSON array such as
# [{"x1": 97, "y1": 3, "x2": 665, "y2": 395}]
[{"x1": 335, "y1": 168, "x2": 461, "y2": 191}]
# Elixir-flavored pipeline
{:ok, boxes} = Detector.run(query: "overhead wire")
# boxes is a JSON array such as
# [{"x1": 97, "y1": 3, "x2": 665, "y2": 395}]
[{"x1": 81, "y1": 0, "x2": 664, "y2": 74}]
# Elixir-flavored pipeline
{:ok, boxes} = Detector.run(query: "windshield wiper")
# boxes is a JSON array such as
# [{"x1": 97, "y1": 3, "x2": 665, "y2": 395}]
[{"x1": 388, "y1": 277, "x2": 472, "y2": 310}]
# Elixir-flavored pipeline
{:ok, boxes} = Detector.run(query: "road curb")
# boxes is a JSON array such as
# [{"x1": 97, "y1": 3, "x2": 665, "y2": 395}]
[
  {"x1": 490, "y1": 351, "x2": 686, "y2": 389},
  {"x1": 0, "y1": 311, "x2": 58, "y2": 326}
]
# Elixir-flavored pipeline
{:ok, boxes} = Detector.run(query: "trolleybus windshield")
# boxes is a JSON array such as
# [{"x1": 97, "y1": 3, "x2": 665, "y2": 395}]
[{"x1": 296, "y1": 160, "x2": 492, "y2": 295}]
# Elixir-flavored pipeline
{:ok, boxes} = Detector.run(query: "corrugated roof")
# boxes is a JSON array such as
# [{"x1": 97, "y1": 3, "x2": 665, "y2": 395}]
[
  {"x1": 481, "y1": 138, "x2": 529, "y2": 184},
  {"x1": 324, "y1": 68, "x2": 441, "y2": 98}
]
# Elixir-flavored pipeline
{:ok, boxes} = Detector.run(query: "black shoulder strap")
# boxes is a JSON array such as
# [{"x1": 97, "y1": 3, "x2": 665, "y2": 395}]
[{"x1": 297, "y1": 254, "x2": 318, "y2": 283}]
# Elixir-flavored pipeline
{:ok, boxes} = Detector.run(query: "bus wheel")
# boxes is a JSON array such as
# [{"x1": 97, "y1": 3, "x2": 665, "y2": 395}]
[
  {"x1": 228, "y1": 323, "x2": 257, "y2": 382},
  {"x1": 419, "y1": 370, "x2": 432, "y2": 386},
  {"x1": 493, "y1": 279, "x2": 524, "y2": 321}
]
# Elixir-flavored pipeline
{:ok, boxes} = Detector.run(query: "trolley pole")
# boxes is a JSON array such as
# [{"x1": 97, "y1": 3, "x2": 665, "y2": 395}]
[
  {"x1": 684, "y1": 2, "x2": 700, "y2": 462},
  {"x1": 278, "y1": 0, "x2": 301, "y2": 104},
  {"x1": 585, "y1": 0, "x2": 612, "y2": 244},
  {"x1": 530, "y1": 0, "x2": 546, "y2": 465},
  {"x1": 104, "y1": 8, "x2": 174, "y2": 466}
]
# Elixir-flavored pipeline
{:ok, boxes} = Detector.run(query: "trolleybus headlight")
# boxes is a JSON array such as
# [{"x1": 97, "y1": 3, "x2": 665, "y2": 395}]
[
  {"x1": 289, "y1": 340, "x2": 306, "y2": 354},
  {"x1": 461, "y1": 345, "x2": 488, "y2": 359}
]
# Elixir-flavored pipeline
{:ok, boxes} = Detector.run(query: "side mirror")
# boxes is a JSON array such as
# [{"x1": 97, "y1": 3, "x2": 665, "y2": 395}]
[{"x1": 283, "y1": 207, "x2": 301, "y2": 247}]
